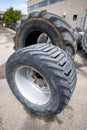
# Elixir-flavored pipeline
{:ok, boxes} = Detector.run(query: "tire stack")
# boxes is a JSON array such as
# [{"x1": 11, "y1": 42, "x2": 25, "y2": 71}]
[
  {"x1": 14, "y1": 11, "x2": 77, "y2": 58},
  {"x1": 6, "y1": 11, "x2": 77, "y2": 116}
]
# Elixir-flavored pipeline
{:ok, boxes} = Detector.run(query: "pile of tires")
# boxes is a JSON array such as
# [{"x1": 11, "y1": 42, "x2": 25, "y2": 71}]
[
  {"x1": 14, "y1": 11, "x2": 77, "y2": 58},
  {"x1": 6, "y1": 11, "x2": 77, "y2": 116}
]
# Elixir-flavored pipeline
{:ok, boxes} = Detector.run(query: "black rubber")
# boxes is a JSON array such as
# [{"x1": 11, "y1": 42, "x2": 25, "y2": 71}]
[
  {"x1": 82, "y1": 31, "x2": 87, "y2": 54},
  {"x1": 37, "y1": 33, "x2": 75, "y2": 57},
  {"x1": 15, "y1": 11, "x2": 77, "y2": 58},
  {"x1": 37, "y1": 33, "x2": 49, "y2": 43},
  {"x1": 73, "y1": 30, "x2": 82, "y2": 49},
  {"x1": 15, "y1": 15, "x2": 64, "y2": 50},
  {"x1": 6, "y1": 43, "x2": 77, "y2": 116}
]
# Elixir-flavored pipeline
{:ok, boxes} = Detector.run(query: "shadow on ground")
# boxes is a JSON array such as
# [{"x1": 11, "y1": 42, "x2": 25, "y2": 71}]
[
  {"x1": 75, "y1": 50, "x2": 87, "y2": 77},
  {"x1": 23, "y1": 106, "x2": 63, "y2": 124},
  {"x1": 20, "y1": 104, "x2": 74, "y2": 130}
]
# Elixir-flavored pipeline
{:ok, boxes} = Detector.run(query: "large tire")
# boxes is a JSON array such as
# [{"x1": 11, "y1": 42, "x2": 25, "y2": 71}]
[
  {"x1": 15, "y1": 11, "x2": 77, "y2": 58},
  {"x1": 82, "y1": 31, "x2": 87, "y2": 54},
  {"x1": 37, "y1": 33, "x2": 50, "y2": 44},
  {"x1": 6, "y1": 43, "x2": 77, "y2": 116},
  {"x1": 73, "y1": 28, "x2": 82, "y2": 49}
]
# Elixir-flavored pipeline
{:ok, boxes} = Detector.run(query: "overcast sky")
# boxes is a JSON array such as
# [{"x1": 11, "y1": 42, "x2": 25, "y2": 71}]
[{"x1": 0, "y1": 0, "x2": 28, "y2": 14}]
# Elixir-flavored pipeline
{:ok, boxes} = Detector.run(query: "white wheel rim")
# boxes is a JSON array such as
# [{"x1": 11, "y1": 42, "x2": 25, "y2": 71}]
[{"x1": 15, "y1": 66, "x2": 51, "y2": 105}]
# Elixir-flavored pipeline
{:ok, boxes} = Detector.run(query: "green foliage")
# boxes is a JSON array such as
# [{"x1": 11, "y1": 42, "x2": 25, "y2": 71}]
[
  {"x1": 3, "y1": 7, "x2": 22, "y2": 24},
  {"x1": 0, "y1": 17, "x2": 3, "y2": 21}
]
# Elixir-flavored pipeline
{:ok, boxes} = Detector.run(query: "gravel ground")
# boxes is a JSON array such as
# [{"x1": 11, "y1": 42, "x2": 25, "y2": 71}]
[{"x1": 0, "y1": 27, "x2": 87, "y2": 130}]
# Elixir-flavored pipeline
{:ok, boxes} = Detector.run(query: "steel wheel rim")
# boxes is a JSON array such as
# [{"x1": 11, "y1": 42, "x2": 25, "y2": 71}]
[{"x1": 15, "y1": 66, "x2": 51, "y2": 105}]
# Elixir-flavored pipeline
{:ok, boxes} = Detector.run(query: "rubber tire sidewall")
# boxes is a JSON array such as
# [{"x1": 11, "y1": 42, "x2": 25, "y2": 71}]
[
  {"x1": 15, "y1": 18, "x2": 64, "y2": 50},
  {"x1": 6, "y1": 52, "x2": 60, "y2": 116}
]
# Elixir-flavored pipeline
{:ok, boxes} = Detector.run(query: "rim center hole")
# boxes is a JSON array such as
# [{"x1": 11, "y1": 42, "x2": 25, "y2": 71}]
[{"x1": 31, "y1": 71, "x2": 47, "y2": 88}]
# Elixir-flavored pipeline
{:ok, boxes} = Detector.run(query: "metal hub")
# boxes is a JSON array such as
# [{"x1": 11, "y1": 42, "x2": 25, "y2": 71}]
[{"x1": 15, "y1": 66, "x2": 51, "y2": 105}]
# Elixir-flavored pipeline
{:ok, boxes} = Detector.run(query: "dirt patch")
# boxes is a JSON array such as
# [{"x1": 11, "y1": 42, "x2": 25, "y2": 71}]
[
  {"x1": 75, "y1": 62, "x2": 84, "y2": 69},
  {"x1": 77, "y1": 68, "x2": 87, "y2": 77},
  {"x1": 0, "y1": 63, "x2": 6, "y2": 79},
  {"x1": 23, "y1": 106, "x2": 63, "y2": 124},
  {"x1": 75, "y1": 50, "x2": 87, "y2": 69},
  {"x1": 23, "y1": 104, "x2": 73, "y2": 125}
]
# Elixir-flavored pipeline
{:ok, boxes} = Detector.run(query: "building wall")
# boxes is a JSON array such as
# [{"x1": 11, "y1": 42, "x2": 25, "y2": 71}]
[
  {"x1": 27, "y1": 0, "x2": 43, "y2": 6},
  {"x1": 27, "y1": 0, "x2": 87, "y2": 28}
]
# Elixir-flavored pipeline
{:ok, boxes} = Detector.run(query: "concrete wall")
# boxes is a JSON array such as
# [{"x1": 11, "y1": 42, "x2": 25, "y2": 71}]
[{"x1": 27, "y1": 0, "x2": 87, "y2": 28}]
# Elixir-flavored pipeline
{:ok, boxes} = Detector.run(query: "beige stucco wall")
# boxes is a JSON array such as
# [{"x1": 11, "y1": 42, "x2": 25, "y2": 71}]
[{"x1": 27, "y1": 0, "x2": 87, "y2": 28}]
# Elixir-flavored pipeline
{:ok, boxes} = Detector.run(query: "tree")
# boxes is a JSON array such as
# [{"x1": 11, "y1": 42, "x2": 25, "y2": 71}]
[
  {"x1": 3, "y1": 7, "x2": 22, "y2": 24},
  {"x1": 0, "y1": 17, "x2": 3, "y2": 21}
]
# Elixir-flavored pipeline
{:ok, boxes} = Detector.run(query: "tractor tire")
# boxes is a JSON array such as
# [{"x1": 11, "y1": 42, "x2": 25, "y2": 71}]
[
  {"x1": 6, "y1": 43, "x2": 77, "y2": 116},
  {"x1": 37, "y1": 33, "x2": 49, "y2": 43},
  {"x1": 82, "y1": 31, "x2": 87, "y2": 54},
  {"x1": 15, "y1": 11, "x2": 77, "y2": 58},
  {"x1": 37, "y1": 32, "x2": 76, "y2": 57},
  {"x1": 73, "y1": 29, "x2": 82, "y2": 49}
]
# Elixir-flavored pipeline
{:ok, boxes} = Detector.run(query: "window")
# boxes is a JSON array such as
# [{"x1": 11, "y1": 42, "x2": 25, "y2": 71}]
[
  {"x1": 28, "y1": 0, "x2": 65, "y2": 11},
  {"x1": 73, "y1": 15, "x2": 77, "y2": 21},
  {"x1": 48, "y1": 0, "x2": 64, "y2": 5},
  {"x1": 38, "y1": 0, "x2": 47, "y2": 8}
]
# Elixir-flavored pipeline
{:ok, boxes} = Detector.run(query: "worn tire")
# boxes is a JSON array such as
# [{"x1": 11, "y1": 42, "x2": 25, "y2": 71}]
[
  {"x1": 82, "y1": 31, "x2": 87, "y2": 54},
  {"x1": 15, "y1": 11, "x2": 77, "y2": 58},
  {"x1": 6, "y1": 43, "x2": 77, "y2": 116},
  {"x1": 73, "y1": 30, "x2": 82, "y2": 49},
  {"x1": 15, "y1": 15, "x2": 64, "y2": 50}
]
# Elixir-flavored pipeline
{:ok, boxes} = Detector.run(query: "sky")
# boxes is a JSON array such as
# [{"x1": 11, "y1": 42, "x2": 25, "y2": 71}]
[{"x1": 0, "y1": 0, "x2": 28, "y2": 14}]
